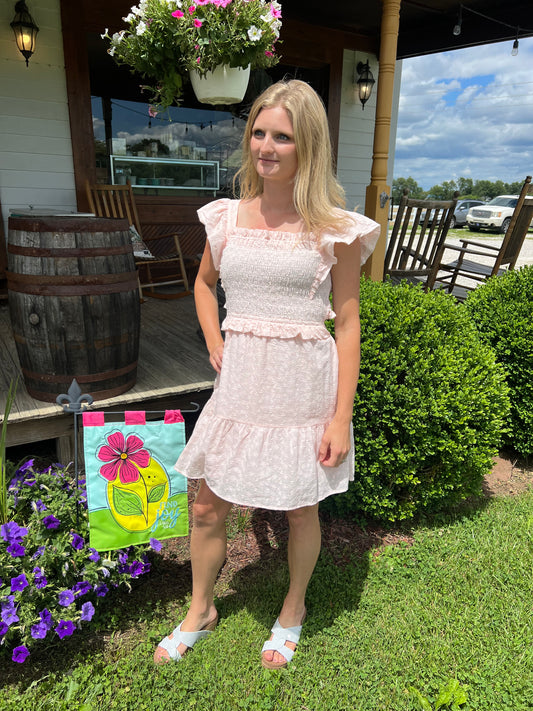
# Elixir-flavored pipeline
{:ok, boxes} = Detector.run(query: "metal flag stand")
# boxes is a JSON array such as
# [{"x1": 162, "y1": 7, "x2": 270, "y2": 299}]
[{"x1": 56, "y1": 379, "x2": 200, "y2": 527}]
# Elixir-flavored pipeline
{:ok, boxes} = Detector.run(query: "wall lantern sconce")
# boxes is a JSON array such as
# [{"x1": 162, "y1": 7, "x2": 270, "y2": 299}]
[
  {"x1": 356, "y1": 60, "x2": 375, "y2": 110},
  {"x1": 11, "y1": 1, "x2": 39, "y2": 67}
]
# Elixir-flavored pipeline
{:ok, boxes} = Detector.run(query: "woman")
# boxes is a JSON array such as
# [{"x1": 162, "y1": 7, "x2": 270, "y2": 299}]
[{"x1": 154, "y1": 80, "x2": 380, "y2": 668}]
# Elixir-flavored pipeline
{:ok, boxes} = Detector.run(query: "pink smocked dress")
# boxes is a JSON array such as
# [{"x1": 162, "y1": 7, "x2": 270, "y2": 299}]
[{"x1": 175, "y1": 199, "x2": 380, "y2": 510}]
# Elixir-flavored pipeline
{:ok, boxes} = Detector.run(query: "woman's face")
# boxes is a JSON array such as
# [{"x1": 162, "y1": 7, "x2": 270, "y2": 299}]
[{"x1": 250, "y1": 106, "x2": 298, "y2": 184}]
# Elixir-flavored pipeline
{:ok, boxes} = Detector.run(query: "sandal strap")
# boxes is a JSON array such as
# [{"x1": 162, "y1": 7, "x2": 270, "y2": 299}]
[
  {"x1": 157, "y1": 622, "x2": 212, "y2": 661},
  {"x1": 261, "y1": 618, "x2": 303, "y2": 663}
]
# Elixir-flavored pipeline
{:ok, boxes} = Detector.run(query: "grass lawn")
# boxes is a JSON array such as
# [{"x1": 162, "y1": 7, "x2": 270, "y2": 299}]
[{"x1": 2, "y1": 483, "x2": 532, "y2": 711}]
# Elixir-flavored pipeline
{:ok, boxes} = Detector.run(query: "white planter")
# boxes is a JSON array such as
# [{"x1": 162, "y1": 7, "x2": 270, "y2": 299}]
[{"x1": 190, "y1": 64, "x2": 251, "y2": 105}]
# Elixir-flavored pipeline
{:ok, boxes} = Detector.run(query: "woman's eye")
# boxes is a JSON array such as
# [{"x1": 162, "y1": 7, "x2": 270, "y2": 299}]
[
  {"x1": 253, "y1": 129, "x2": 264, "y2": 138},
  {"x1": 277, "y1": 134, "x2": 290, "y2": 141}
]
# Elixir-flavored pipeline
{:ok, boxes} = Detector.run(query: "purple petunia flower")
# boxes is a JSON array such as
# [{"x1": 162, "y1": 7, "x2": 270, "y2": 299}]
[
  {"x1": 1, "y1": 521, "x2": 28, "y2": 543},
  {"x1": 70, "y1": 533, "x2": 85, "y2": 550},
  {"x1": 33, "y1": 567, "x2": 48, "y2": 589},
  {"x1": 149, "y1": 537, "x2": 163, "y2": 552},
  {"x1": 58, "y1": 590, "x2": 75, "y2": 607},
  {"x1": 0, "y1": 621, "x2": 8, "y2": 637},
  {"x1": 43, "y1": 515, "x2": 61, "y2": 530},
  {"x1": 30, "y1": 621, "x2": 48, "y2": 639},
  {"x1": 72, "y1": 581, "x2": 92, "y2": 597},
  {"x1": 87, "y1": 548, "x2": 100, "y2": 562},
  {"x1": 100, "y1": 567, "x2": 110, "y2": 578},
  {"x1": 7, "y1": 542, "x2": 26, "y2": 558},
  {"x1": 32, "y1": 546, "x2": 46, "y2": 559},
  {"x1": 129, "y1": 561, "x2": 144, "y2": 578},
  {"x1": 39, "y1": 608, "x2": 53, "y2": 629},
  {"x1": 55, "y1": 620, "x2": 76, "y2": 639},
  {"x1": 2, "y1": 608, "x2": 18, "y2": 626},
  {"x1": 118, "y1": 551, "x2": 128, "y2": 565},
  {"x1": 94, "y1": 584, "x2": 108, "y2": 597},
  {"x1": 12, "y1": 645, "x2": 30, "y2": 663},
  {"x1": 31, "y1": 499, "x2": 47, "y2": 513},
  {"x1": 80, "y1": 601, "x2": 95, "y2": 622},
  {"x1": 17, "y1": 459, "x2": 34, "y2": 474},
  {"x1": 11, "y1": 573, "x2": 29, "y2": 593}
]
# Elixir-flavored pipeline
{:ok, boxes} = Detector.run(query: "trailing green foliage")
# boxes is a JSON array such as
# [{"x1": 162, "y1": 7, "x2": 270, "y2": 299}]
[
  {"x1": 465, "y1": 265, "x2": 533, "y2": 457},
  {"x1": 323, "y1": 278, "x2": 510, "y2": 522}
]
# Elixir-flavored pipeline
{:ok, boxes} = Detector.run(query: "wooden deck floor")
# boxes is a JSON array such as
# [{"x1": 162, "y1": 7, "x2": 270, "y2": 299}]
[{"x1": 0, "y1": 294, "x2": 215, "y2": 458}]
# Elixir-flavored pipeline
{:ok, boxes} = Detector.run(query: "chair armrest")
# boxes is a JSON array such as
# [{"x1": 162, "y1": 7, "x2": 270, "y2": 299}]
[
  {"x1": 439, "y1": 243, "x2": 498, "y2": 258},
  {"x1": 459, "y1": 238, "x2": 500, "y2": 251}
]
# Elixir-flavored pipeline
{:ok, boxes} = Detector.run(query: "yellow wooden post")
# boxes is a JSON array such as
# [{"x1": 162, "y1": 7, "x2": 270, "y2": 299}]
[{"x1": 363, "y1": 0, "x2": 402, "y2": 280}]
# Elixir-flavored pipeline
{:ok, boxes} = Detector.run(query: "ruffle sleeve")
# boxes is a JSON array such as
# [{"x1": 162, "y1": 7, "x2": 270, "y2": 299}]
[
  {"x1": 311, "y1": 211, "x2": 381, "y2": 296},
  {"x1": 197, "y1": 198, "x2": 232, "y2": 270}
]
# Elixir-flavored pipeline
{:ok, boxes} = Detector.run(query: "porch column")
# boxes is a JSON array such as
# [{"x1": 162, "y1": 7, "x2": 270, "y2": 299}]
[{"x1": 363, "y1": 0, "x2": 402, "y2": 280}]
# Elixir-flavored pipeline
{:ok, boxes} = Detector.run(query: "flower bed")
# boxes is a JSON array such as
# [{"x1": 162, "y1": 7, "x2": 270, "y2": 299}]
[{"x1": 0, "y1": 460, "x2": 160, "y2": 664}]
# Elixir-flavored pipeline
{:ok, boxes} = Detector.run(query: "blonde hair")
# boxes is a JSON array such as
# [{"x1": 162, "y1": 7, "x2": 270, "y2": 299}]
[{"x1": 234, "y1": 80, "x2": 352, "y2": 235}]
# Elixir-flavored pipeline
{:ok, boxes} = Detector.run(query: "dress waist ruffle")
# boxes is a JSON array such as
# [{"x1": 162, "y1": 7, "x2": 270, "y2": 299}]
[{"x1": 221, "y1": 314, "x2": 331, "y2": 340}]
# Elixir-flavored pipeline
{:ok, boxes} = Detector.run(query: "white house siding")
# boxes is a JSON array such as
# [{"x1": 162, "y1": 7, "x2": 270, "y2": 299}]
[
  {"x1": 0, "y1": 0, "x2": 76, "y2": 231},
  {"x1": 337, "y1": 50, "x2": 402, "y2": 213}
]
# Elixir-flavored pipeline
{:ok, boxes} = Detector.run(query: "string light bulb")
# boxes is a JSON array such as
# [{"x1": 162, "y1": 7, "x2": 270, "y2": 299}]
[
  {"x1": 453, "y1": 5, "x2": 462, "y2": 36},
  {"x1": 511, "y1": 36, "x2": 519, "y2": 56}
]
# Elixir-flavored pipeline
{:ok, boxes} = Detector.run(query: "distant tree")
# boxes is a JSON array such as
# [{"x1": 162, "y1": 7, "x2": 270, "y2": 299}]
[
  {"x1": 456, "y1": 177, "x2": 474, "y2": 196},
  {"x1": 426, "y1": 180, "x2": 458, "y2": 200},
  {"x1": 392, "y1": 177, "x2": 426, "y2": 202},
  {"x1": 473, "y1": 180, "x2": 499, "y2": 200}
]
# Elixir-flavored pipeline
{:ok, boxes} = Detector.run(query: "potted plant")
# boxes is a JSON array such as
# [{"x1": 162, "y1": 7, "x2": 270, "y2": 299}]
[{"x1": 103, "y1": 0, "x2": 282, "y2": 110}]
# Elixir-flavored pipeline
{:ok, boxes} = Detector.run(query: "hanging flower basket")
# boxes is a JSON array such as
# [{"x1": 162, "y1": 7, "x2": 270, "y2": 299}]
[
  {"x1": 102, "y1": 1, "x2": 282, "y2": 113},
  {"x1": 190, "y1": 64, "x2": 251, "y2": 105}
]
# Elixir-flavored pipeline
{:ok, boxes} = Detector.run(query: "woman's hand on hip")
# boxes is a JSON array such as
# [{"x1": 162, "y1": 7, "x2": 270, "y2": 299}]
[{"x1": 318, "y1": 419, "x2": 351, "y2": 468}]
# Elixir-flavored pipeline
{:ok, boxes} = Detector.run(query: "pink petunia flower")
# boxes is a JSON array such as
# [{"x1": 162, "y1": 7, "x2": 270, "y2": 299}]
[
  {"x1": 189, "y1": 5, "x2": 196, "y2": 14},
  {"x1": 97, "y1": 432, "x2": 150, "y2": 484},
  {"x1": 193, "y1": 18, "x2": 203, "y2": 28},
  {"x1": 265, "y1": 50, "x2": 274, "y2": 57},
  {"x1": 172, "y1": 9, "x2": 184, "y2": 17},
  {"x1": 148, "y1": 105, "x2": 158, "y2": 118}
]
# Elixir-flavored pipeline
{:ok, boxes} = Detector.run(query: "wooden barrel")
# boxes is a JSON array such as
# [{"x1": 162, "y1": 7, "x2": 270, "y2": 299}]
[{"x1": 7, "y1": 216, "x2": 140, "y2": 402}]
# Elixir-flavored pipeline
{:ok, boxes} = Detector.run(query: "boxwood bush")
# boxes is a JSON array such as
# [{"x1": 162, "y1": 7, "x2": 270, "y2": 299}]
[
  {"x1": 323, "y1": 278, "x2": 510, "y2": 523},
  {"x1": 464, "y1": 265, "x2": 533, "y2": 457}
]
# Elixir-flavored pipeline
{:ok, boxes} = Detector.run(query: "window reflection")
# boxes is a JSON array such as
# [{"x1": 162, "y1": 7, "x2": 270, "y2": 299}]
[{"x1": 92, "y1": 98, "x2": 246, "y2": 196}]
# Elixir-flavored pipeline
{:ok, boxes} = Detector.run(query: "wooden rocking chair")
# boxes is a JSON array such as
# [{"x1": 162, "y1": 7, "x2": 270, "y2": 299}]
[
  {"x1": 85, "y1": 181, "x2": 191, "y2": 299},
  {"x1": 384, "y1": 190, "x2": 459, "y2": 289},
  {"x1": 429, "y1": 175, "x2": 533, "y2": 301}
]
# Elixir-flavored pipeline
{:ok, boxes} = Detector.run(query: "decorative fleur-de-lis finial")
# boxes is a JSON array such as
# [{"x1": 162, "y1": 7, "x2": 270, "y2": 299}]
[{"x1": 56, "y1": 379, "x2": 94, "y2": 413}]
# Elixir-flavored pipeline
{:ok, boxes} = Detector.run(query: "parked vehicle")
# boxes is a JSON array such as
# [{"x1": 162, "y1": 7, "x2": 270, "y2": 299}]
[
  {"x1": 466, "y1": 195, "x2": 518, "y2": 233},
  {"x1": 449, "y1": 199, "x2": 485, "y2": 228},
  {"x1": 418, "y1": 199, "x2": 485, "y2": 228}
]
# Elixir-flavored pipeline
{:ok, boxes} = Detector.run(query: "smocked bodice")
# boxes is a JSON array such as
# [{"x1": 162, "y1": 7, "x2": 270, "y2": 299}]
[{"x1": 198, "y1": 199, "x2": 381, "y2": 340}]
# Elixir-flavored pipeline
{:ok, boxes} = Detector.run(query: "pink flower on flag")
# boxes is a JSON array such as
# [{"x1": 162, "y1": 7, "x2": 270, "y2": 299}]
[{"x1": 97, "y1": 432, "x2": 150, "y2": 484}]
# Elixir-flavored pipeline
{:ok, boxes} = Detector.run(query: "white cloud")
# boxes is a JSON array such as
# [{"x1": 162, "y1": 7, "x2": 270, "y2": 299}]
[{"x1": 393, "y1": 36, "x2": 533, "y2": 189}]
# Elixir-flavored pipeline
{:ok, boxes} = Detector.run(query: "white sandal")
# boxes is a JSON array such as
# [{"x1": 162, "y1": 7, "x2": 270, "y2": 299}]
[
  {"x1": 261, "y1": 615, "x2": 305, "y2": 669},
  {"x1": 154, "y1": 617, "x2": 218, "y2": 664}
]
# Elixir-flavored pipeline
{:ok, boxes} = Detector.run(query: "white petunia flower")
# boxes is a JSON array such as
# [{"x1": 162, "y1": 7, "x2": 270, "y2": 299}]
[
  {"x1": 123, "y1": 13, "x2": 136, "y2": 23},
  {"x1": 247, "y1": 26, "x2": 263, "y2": 42},
  {"x1": 100, "y1": 27, "x2": 109, "y2": 40},
  {"x1": 136, "y1": 21, "x2": 147, "y2": 36}
]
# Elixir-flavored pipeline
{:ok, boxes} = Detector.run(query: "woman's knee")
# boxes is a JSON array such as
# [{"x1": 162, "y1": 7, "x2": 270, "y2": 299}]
[
  {"x1": 192, "y1": 482, "x2": 231, "y2": 528},
  {"x1": 286, "y1": 504, "x2": 319, "y2": 531}
]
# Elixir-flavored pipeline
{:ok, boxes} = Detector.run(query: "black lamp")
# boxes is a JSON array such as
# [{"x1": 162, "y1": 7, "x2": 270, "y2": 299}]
[
  {"x1": 356, "y1": 61, "x2": 375, "y2": 110},
  {"x1": 11, "y1": 1, "x2": 39, "y2": 67}
]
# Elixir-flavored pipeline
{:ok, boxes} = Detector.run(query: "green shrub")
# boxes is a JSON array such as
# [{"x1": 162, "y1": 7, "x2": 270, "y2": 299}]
[
  {"x1": 464, "y1": 265, "x2": 533, "y2": 457},
  {"x1": 322, "y1": 278, "x2": 510, "y2": 523}
]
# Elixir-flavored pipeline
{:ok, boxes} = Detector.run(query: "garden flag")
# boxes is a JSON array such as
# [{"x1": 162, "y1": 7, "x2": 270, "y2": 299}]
[{"x1": 82, "y1": 410, "x2": 188, "y2": 551}]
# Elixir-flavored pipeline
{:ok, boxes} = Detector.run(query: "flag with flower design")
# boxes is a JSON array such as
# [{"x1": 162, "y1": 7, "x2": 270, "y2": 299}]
[{"x1": 82, "y1": 410, "x2": 188, "y2": 551}]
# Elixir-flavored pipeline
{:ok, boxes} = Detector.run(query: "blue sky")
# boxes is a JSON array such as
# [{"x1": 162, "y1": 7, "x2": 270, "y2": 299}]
[{"x1": 393, "y1": 36, "x2": 533, "y2": 190}]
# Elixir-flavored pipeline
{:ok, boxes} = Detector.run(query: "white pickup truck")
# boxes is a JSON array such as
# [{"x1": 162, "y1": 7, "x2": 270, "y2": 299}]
[{"x1": 466, "y1": 195, "x2": 518, "y2": 233}]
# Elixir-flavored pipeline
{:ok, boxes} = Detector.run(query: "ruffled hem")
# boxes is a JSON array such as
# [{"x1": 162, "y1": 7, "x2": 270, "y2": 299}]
[
  {"x1": 174, "y1": 401, "x2": 354, "y2": 510},
  {"x1": 221, "y1": 315, "x2": 331, "y2": 340}
]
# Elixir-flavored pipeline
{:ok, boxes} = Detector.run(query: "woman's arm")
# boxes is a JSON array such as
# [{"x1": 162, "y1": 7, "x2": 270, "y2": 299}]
[
  {"x1": 195, "y1": 242, "x2": 225, "y2": 373},
  {"x1": 318, "y1": 238, "x2": 361, "y2": 468}
]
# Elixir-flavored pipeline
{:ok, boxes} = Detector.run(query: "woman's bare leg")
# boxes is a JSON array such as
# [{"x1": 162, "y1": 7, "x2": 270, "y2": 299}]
[
  {"x1": 262, "y1": 503, "x2": 321, "y2": 665},
  {"x1": 154, "y1": 481, "x2": 232, "y2": 662}
]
